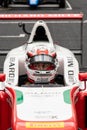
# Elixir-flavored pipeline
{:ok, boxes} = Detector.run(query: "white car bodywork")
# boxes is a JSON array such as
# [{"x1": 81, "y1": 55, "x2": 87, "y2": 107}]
[{"x1": 3, "y1": 20, "x2": 81, "y2": 124}]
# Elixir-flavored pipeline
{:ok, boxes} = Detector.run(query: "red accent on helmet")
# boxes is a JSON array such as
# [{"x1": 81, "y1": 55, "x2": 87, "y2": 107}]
[
  {"x1": 28, "y1": 78, "x2": 35, "y2": 83},
  {"x1": 37, "y1": 49, "x2": 49, "y2": 55},
  {"x1": 27, "y1": 52, "x2": 34, "y2": 57},
  {"x1": 52, "y1": 53, "x2": 56, "y2": 58},
  {"x1": 50, "y1": 79, "x2": 55, "y2": 83}
]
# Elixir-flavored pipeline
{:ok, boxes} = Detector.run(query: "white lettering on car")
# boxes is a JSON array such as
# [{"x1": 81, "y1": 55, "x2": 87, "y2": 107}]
[
  {"x1": 8, "y1": 57, "x2": 15, "y2": 82},
  {"x1": 67, "y1": 57, "x2": 74, "y2": 83}
]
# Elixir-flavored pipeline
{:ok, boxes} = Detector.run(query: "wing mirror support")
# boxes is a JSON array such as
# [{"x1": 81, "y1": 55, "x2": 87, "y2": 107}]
[
  {"x1": 18, "y1": 22, "x2": 31, "y2": 35},
  {"x1": 79, "y1": 72, "x2": 87, "y2": 90}
]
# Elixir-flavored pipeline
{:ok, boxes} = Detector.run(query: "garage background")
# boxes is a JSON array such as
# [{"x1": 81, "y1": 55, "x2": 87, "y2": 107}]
[{"x1": 0, "y1": 17, "x2": 87, "y2": 72}]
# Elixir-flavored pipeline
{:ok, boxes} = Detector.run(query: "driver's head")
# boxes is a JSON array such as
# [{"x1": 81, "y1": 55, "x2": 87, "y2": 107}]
[{"x1": 25, "y1": 45, "x2": 59, "y2": 83}]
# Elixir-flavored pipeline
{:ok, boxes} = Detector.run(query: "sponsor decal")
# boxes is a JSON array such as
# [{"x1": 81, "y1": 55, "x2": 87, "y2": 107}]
[
  {"x1": 8, "y1": 57, "x2": 15, "y2": 82},
  {"x1": 26, "y1": 122, "x2": 64, "y2": 128},
  {"x1": 15, "y1": 89, "x2": 23, "y2": 104},
  {"x1": 63, "y1": 89, "x2": 71, "y2": 104},
  {"x1": 67, "y1": 57, "x2": 74, "y2": 83}
]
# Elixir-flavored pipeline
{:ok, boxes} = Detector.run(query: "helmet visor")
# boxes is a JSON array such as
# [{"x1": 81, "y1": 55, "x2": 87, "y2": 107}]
[
  {"x1": 29, "y1": 62, "x2": 55, "y2": 71},
  {"x1": 28, "y1": 55, "x2": 56, "y2": 71}
]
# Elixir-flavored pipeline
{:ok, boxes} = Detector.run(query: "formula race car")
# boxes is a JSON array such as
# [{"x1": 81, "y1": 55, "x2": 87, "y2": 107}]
[
  {"x1": 0, "y1": 17, "x2": 87, "y2": 130},
  {"x1": 28, "y1": 0, "x2": 66, "y2": 8},
  {"x1": 0, "y1": 0, "x2": 65, "y2": 8}
]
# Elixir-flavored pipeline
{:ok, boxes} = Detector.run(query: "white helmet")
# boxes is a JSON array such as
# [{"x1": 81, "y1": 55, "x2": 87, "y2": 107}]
[{"x1": 25, "y1": 44, "x2": 59, "y2": 83}]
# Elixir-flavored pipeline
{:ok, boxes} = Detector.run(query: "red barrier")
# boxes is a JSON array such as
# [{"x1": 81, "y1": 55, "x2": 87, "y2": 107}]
[{"x1": 0, "y1": 14, "x2": 83, "y2": 20}]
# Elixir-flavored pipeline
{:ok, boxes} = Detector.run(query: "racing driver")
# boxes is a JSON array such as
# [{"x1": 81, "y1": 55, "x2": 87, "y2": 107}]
[{"x1": 18, "y1": 44, "x2": 64, "y2": 86}]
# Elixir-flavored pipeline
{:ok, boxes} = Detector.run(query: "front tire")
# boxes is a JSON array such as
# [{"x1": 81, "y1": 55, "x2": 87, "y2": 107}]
[
  {"x1": 57, "y1": 0, "x2": 65, "y2": 8},
  {"x1": 2, "y1": 0, "x2": 10, "y2": 8}
]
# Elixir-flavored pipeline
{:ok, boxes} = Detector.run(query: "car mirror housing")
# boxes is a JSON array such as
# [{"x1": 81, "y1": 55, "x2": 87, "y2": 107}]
[{"x1": 79, "y1": 72, "x2": 87, "y2": 90}]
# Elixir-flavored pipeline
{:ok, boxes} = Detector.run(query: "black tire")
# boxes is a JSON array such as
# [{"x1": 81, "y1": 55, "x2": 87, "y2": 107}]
[
  {"x1": 2, "y1": 0, "x2": 10, "y2": 7},
  {"x1": 60, "y1": 0, "x2": 65, "y2": 8},
  {"x1": 0, "y1": 0, "x2": 3, "y2": 5},
  {"x1": 9, "y1": 0, "x2": 12, "y2": 4},
  {"x1": 30, "y1": 5, "x2": 37, "y2": 9},
  {"x1": 57, "y1": 0, "x2": 65, "y2": 8}
]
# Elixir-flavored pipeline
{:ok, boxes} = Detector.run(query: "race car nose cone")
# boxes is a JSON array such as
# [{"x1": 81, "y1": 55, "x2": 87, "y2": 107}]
[{"x1": 0, "y1": 74, "x2": 6, "y2": 82}]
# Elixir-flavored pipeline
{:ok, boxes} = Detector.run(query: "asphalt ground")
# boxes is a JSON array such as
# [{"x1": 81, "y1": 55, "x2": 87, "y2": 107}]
[{"x1": 0, "y1": 0, "x2": 87, "y2": 72}]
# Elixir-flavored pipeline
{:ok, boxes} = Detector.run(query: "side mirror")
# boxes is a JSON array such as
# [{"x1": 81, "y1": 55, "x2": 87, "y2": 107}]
[
  {"x1": 0, "y1": 73, "x2": 6, "y2": 82},
  {"x1": 0, "y1": 73, "x2": 6, "y2": 90},
  {"x1": 79, "y1": 72, "x2": 87, "y2": 81},
  {"x1": 79, "y1": 72, "x2": 87, "y2": 90}
]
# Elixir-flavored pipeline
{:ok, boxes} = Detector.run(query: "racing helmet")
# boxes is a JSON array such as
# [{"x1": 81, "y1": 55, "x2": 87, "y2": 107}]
[{"x1": 25, "y1": 45, "x2": 59, "y2": 83}]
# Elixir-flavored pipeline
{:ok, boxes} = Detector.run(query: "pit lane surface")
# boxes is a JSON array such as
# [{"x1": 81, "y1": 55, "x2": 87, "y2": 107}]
[{"x1": 0, "y1": 0, "x2": 87, "y2": 72}]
